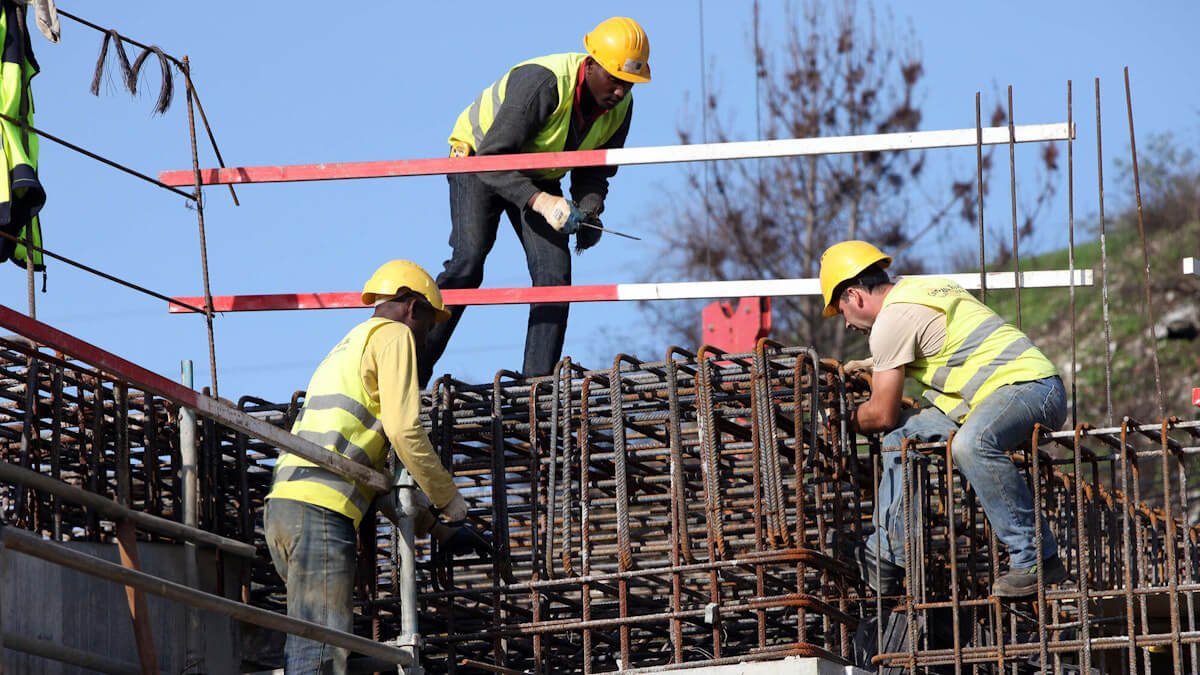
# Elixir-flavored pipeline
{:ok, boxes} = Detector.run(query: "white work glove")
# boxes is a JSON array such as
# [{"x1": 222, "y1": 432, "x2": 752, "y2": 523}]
[
  {"x1": 436, "y1": 492, "x2": 468, "y2": 524},
  {"x1": 843, "y1": 358, "x2": 874, "y2": 375},
  {"x1": 530, "y1": 192, "x2": 583, "y2": 234}
]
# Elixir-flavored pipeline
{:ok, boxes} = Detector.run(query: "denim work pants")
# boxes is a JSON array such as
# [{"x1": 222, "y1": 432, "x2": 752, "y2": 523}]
[
  {"x1": 420, "y1": 172, "x2": 572, "y2": 385},
  {"x1": 865, "y1": 376, "x2": 1067, "y2": 570},
  {"x1": 265, "y1": 498, "x2": 357, "y2": 674}
]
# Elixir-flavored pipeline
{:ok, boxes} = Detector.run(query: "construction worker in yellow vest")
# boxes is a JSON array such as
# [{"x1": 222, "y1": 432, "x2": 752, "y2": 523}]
[
  {"x1": 418, "y1": 17, "x2": 651, "y2": 387},
  {"x1": 820, "y1": 241, "x2": 1069, "y2": 599},
  {"x1": 265, "y1": 260, "x2": 489, "y2": 673}
]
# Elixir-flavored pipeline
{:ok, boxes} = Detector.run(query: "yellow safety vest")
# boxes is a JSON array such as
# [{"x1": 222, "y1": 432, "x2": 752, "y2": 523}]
[
  {"x1": 883, "y1": 277, "x2": 1057, "y2": 423},
  {"x1": 0, "y1": 2, "x2": 43, "y2": 271},
  {"x1": 448, "y1": 52, "x2": 632, "y2": 180},
  {"x1": 267, "y1": 317, "x2": 396, "y2": 526}
]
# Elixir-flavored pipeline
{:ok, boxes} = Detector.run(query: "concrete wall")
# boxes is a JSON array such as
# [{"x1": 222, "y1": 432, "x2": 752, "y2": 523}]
[{"x1": 2, "y1": 541, "x2": 245, "y2": 674}]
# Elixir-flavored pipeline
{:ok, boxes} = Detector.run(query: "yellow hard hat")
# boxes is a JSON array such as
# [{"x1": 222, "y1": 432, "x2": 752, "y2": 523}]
[
  {"x1": 819, "y1": 241, "x2": 892, "y2": 318},
  {"x1": 361, "y1": 260, "x2": 451, "y2": 323},
  {"x1": 584, "y1": 17, "x2": 651, "y2": 84}
]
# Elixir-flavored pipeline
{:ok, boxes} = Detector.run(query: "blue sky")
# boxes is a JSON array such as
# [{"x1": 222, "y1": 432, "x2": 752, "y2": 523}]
[{"x1": 3, "y1": 1, "x2": 1197, "y2": 402}]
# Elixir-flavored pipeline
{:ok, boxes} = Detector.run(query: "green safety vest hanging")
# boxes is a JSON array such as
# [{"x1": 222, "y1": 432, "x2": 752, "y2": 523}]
[
  {"x1": 449, "y1": 52, "x2": 631, "y2": 181},
  {"x1": 267, "y1": 317, "x2": 396, "y2": 527},
  {"x1": 883, "y1": 277, "x2": 1057, "y2": 422},
  {"x1": 0, "y1": 0, "x2": 44, "y2": 272}
]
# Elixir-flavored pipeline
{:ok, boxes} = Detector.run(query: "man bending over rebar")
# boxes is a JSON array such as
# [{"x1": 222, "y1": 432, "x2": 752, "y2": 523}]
[
  {"x1": 820, "y1": 240, "x2": 1069, "y2": 599},
  {"x1": 265, "y1": 260, "x2": 491, "y2": 673},
  {"x1": 419, "y1": 17, "x2": 651, "y2": 386}
]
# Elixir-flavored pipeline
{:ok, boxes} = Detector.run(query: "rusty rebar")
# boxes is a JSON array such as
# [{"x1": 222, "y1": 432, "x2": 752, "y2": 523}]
[
  {"x1": 1122, "y1": 67, "x2": 1166, "y2": 419},
  {"x1": 3, "y1": 344, "x2": 1199, "y2": 673}
]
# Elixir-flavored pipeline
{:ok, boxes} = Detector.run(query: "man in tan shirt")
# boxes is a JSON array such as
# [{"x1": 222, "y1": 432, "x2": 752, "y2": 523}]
[{"x1": 821, "y1": 240, "x2": 1068, "y2": 599}]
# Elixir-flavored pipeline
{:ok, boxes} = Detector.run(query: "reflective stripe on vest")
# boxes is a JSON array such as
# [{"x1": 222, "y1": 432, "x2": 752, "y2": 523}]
[
  {"x1": 883, "y1": 277, "x2": 1057, "y2": 422},
  {"x1": 292, "y1": 393, "x2": 386, "y2": 466},
  {"x1": 267, "y1": 317, "x2": 399, "y2": 526},
  {"x1": 271, "y1": 465, "x2": 371, "y2": 520},
  {"x1": 448, "y1": 52, "x2": 632, "y2": 180}
]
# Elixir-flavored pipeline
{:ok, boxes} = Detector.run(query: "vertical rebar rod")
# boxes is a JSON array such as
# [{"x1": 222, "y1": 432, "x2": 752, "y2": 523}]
[
  {"x1": 1178, "y1": 422, "x2": 1198, "y2": 670},
  {"x1": 115, "y1": 383, "x2": 130, "y2": 507},
  {"x1": 1067, "y1": 80, "x2": 1079, "y2": 427},
  {"x1": 558, "y1": 360, "x2": 577, "y2": 579},
  {"x1": 49, "y1": 365, "x2": 62, "y2": 540},
  {"x1": 901, "y1": 438, "x2": 917, "y2": 675},
  {"x1": 176, "y1": 66, "x2": 240, "y2": 207},
  {"x1": 945, "y1": 433, "x2": 963, "y2": 675},
  {"x1": 489, "y1": 374, "x2": 511, "y2": 667},
  {"x1": 748, "y1": 377, "x2": 767, "y2": 648},
  {"x1": 545, "y1": 368, "x2": 560, "y2": 580},
  {"x1": 1118, "y1": 423, "x2": 1138, "y2": 675},
  {"x1": 183, "y1": 56, "x2": 219, "y2": 397},
  {"x1": 1122, "y1": 67, "x2": 1165, "y2": 417},
  {"x1": 1158, "y1": 419, "x2": 1183, "y2": 673},
  {"x1": 664, "y1": 349, "x2": 685, "y2": 664},
  {"x1": 1007, "y1": 86, "x2": 1023, "y2": 329},
  {"x1": 1094, "y1": 78, "x2": 1115, "y2": 426},
  {"x1": 527, "y1": 386, "x2": 544, "y2": 675},
  {"x1": 24, "y1": 232, "x2": 34, "y2": 318},
  {"x1": 1073, "y1": 426, "x2": 1092, "y2": 675},
  {"x1": 15, "y1": 350, "x2": 38, "y2": 524},
  {"x1": 1029, "y1": 427, "x2": 1048, "y2": 674},
  {"x1": 699, "y1": 355, "x2": 723, "y2": 661},
  {"x1": 976, "y1": 93, "x2": 988, "y2": 303},
  {"x1": 579, "y1": 377, "x2": 594, "y2": 675}
]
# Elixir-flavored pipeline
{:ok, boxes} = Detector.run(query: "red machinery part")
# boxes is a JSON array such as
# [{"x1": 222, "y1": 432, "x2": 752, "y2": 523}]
[{"x1": 701, "y1": 297, "x2": 772, "y2": 353}]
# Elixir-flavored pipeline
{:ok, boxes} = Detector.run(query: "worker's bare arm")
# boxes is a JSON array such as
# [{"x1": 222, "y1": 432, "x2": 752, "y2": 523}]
[{"x1": 850, "y1": 366, "x2": 904, "y2": 433}]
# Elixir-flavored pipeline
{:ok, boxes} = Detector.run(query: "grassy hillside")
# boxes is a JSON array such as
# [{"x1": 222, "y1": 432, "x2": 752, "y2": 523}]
[{"x1": 978, "y1": 220, "x2": 1200, "y2": 424}]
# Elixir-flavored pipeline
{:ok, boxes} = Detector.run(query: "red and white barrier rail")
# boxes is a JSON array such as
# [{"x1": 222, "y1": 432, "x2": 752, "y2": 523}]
[
  {"x1": 0, "y1": 305, "x2": 391, "y2": 492},
  {"x1": 159, "y1": 123, "x2": 1072, "y2": 187},
  {"x1": 167, "y1": 269, "x2": 1093, "y2": 314}
]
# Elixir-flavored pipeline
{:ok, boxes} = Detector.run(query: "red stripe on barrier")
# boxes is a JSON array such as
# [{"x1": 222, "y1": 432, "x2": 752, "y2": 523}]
[
  {"x1": 158, "y1": 148, "x2": 611, "y2": 187},
  {"x1": 0, "y1": 304, "x2": 201, "y2": 408},
  {"x1": 167, "y1": 285, "x2": 623, "y2": 313}
]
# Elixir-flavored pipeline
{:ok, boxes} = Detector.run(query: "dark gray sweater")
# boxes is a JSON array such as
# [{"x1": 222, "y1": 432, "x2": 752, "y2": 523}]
[{"x1": 473, "y1": 63, "x2": 633, "y2": 212}]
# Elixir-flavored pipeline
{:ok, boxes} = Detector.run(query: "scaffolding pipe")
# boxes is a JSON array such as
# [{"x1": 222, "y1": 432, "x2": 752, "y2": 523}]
[
  {"x1": 179, "y1": 359, "x2": 203, "y2": 673},
  {"x1": 396, "y1": 469, "x2": 423, "y2": 674}
]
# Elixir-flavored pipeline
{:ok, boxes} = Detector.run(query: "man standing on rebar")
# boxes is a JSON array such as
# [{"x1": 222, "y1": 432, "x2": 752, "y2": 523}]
[
  {"x1": 820, "y1": 240, "x2": 1069, "y2": 598},
  {"x1": 418, "y1": 17, "x2": 651, "y2": 386},
  {"x1": 265, "y1": 260, "x2": 490, "y2": 673}
]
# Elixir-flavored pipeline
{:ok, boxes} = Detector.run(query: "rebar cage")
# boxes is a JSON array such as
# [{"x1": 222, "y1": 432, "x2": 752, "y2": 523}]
[{"x1": 3, "y1": 339, "x2": 1200, "y2": 673}]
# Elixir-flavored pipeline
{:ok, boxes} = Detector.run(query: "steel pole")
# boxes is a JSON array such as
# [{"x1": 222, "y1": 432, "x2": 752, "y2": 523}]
[
  {"x1": 396, "y1": 469, "x2": 423, "y2": 674},
  {"x1": 180, "y1": 360, "x2": 203, "y2": 672}
]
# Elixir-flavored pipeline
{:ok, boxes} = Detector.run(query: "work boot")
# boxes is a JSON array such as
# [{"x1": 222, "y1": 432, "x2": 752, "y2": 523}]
[
  {"x1": 836, "y1": 533, "x2": 906, "y2": 598},
  {"x1": 992, "y1": 555, "x2": 1069, "y2": 598}
]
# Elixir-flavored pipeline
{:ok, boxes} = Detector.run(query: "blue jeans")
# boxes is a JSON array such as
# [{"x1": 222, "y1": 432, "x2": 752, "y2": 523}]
[
  {"x1": 265, "y1": 498, "x2": 357, "y2": 674},
  {"x1": 866, "y1": 376, "x2": 1066, "y2": 569},
  {"x1": 419, "y1": 171, "x2": 572, "y2": 385}
]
